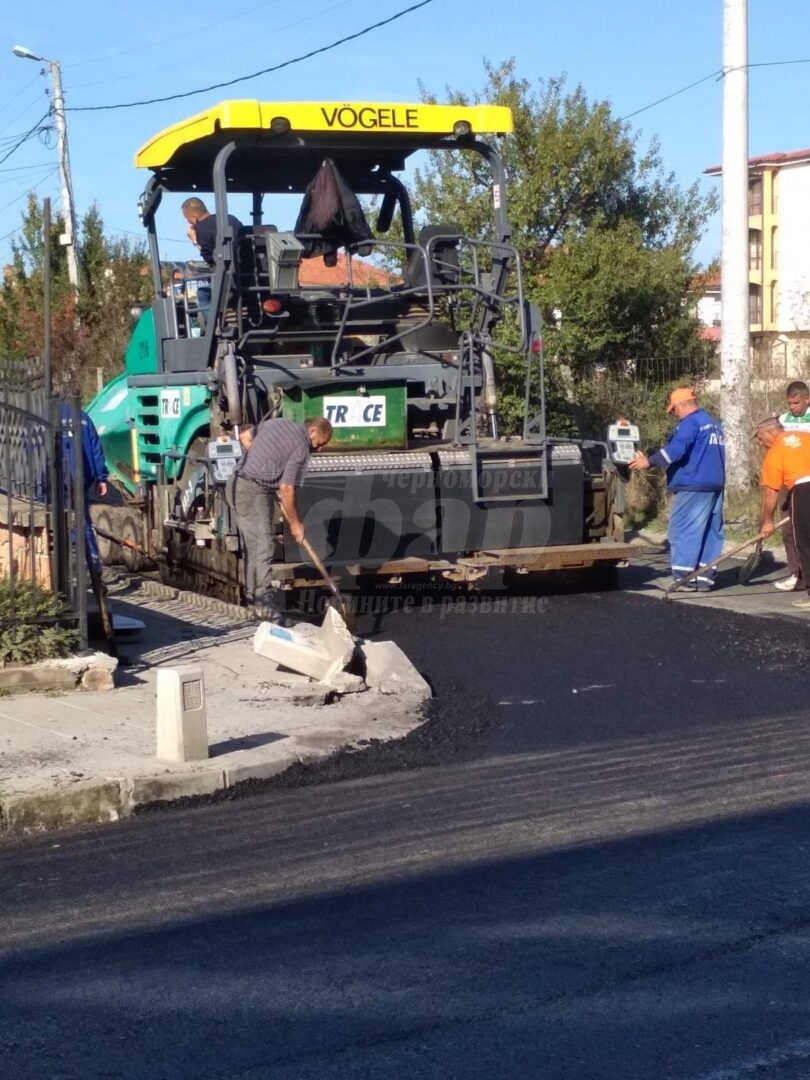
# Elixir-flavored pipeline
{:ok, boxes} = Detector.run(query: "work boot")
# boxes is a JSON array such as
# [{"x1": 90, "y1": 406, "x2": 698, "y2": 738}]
[
  {"x1": 254, "y1": 605, "x2": 292, "y2": 628},
  {"x1": 775, "y1": 574, "x2": 800, "y2": 591}
]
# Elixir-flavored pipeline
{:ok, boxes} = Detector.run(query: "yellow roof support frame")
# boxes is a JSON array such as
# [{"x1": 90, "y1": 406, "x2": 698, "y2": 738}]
[{"x1": 136, "y1": 100, "x2": 514, "y2": 169}]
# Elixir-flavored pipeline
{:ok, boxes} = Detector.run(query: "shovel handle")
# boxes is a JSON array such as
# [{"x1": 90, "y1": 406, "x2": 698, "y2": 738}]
[
  {"x1": 276, "y1": 500, "x2": 347, "y2": 608},
  {"x1": 666, "y1": 515, "x2": 789, "y2": 593}
]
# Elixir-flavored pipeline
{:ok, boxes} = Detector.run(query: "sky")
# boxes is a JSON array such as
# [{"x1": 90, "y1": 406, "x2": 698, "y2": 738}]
[{"x1": 0, "y1": 0, "x2": 808, "y2": 270}]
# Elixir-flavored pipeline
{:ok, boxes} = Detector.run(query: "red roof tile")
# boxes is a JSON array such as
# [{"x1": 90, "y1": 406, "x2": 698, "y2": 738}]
[
  {"x1": 298, "y1": 253, "x2": 399, "y2": 287},
  {"x1": 706, "y1": 147, "x2": 810, "y2": 175}
]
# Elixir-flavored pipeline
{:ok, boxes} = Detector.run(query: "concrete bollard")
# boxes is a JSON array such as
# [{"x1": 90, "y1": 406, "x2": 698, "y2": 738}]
[{"x1": 156, "y1": 666, "x2": 209, "y2": 762}]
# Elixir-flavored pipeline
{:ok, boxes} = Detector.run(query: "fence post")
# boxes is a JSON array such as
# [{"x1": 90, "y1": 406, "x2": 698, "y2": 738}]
[{"x1": 69, "y1": 396, "x2": 88, "y2": 652}]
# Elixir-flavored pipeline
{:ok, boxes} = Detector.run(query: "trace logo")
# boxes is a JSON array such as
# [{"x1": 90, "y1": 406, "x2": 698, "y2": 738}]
[
  {"x1": 160, "y1": 390, "x2": 181, "y2": 419},
  {"x1": 323, "y1": 397, "x2": 387, "y2": 427}
]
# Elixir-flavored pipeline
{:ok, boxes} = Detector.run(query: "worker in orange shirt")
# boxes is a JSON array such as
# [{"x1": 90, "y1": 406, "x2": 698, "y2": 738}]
[{"x1": 754, "y1": 415, "x2": 810, "y2": 609}]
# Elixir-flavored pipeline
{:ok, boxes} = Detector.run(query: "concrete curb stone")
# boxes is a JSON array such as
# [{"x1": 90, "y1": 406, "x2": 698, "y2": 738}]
[
  {"x1": 0, "y1": 695, "x2": 430, "y2": 835},
  {"x1": 1, "y1": 780, "x2": 123, "y2": 834},
  {"x1": 360, "y1": 640, "x2": 433, "y2": 697},
  {"x1": 0, "y1": 582, "x2": 432, "y2": 837},
  {"x1": 122, "y1": 770, "x2": 227, "y2": 812},
  {"x1": 0, "y1": 651, "x2": 118, "y2": 693}
]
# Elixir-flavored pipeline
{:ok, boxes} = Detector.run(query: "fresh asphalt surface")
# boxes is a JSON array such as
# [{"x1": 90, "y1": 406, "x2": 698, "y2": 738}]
[{"x1": 3, "y1": 583, "x2": 810, "y2": 1079}]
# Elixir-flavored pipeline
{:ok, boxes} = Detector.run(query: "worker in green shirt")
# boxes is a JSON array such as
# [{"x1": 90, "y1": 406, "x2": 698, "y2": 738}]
[{"x1": 775, "y1": 381, "x2": 810, "y2": 591}]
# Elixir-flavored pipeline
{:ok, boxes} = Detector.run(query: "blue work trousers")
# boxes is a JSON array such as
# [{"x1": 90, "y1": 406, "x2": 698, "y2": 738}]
[{"x1": 668, "y1": 489, "x2": 724, "y2": 587}]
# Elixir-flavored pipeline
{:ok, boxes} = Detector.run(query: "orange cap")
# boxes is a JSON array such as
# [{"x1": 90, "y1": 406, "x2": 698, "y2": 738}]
[{"x1": 666, "y1": 387, "x2": 696, "y2": 413}]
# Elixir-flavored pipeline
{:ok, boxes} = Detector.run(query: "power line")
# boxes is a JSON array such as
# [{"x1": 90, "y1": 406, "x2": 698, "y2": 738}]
[
  {"x1": 0, "y1": 167, "x2": 57, "y2": 214},
  {"x1": 68, "y1": 0, "x2": 360, "y2": 82},
  {"x1": 748, "y1": 57, "x2": 810, "y2": 69},
  {"x1": 0, "y1": 83, "x2": 50, "y2": 143},
  {"x1": 621, "y1": 57, "x2": 810, "y2": 123},
  {"x1": 0, "y1": 73, "x2": 43, "y2": 119},
  {"x1": 68, "y1": 0, "x2": 435, "y2": 112},
  {"x1": 0, "y1": 124, "x2": 51, "y2": 149},
  {"x1": 0, "y1": 165, "x2": 54, "y2": 186},
  {"x1": 621, "y1": 70, "x2": 723, "y2": 121},
  {"x1": 66, "y1": 0, "x2": 303, "y2": 69},
  {"x1": 69, "y1": 0, "x2": 358, "y2": 91},
  {"x1": 0, "y1": 162, "x2": 54, "y2": 174},
  {"x1": 0, "y1": 112, "x2": 52, "y2": 168}
]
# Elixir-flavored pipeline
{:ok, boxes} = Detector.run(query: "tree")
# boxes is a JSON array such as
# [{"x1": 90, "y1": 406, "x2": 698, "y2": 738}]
[
  {"x1": 0, "y1": 195, "x2": 150, "y2": 399},
  {"x1": 411, "y1": 61, "x2": 718, "y2": 431}
]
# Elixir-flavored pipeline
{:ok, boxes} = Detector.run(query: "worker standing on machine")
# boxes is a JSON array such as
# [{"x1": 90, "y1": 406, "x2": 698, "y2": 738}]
[
  {"x1": 180, "y1": 197, "x2": 242, "y2": 329},
  {"x1": 227, "y1": 416, "x2": 332, "y2": 622}
]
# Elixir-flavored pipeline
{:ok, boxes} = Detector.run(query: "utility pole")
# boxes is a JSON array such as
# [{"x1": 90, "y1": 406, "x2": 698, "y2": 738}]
[
  {"x1": 720, "y1": 0, "x2": 751, "y2": 495},
  {"x1": 12, "y1": 46, "x2": 80, "y2": 295}
]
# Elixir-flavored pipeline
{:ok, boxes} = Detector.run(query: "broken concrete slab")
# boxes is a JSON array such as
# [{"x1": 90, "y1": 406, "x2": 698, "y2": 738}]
[
  {"x1": 244, "y1": 684, "x2": 331, "y2": 707},
  {"x1": 320, "y1": 671, "x2": 366, "y2": 695},
  {"x1": 0, "y1": 665, "x2": 78, "y2": 693},
  {"x1": 81, "y1": 666, "x2": 115, "y2": 692},
  {"x1": 360, "y1": 640, "x2": 432, "y2": 699},
  {"x1": 0, "y1": 581, "x2": 430, "y2": 835},
  {"x1": 258, "y1": 670, "x2": 315, "y2": 687},
  {"x1": 317, "y1": 605, "x2": 357, "y2": 666},
  {"x1": 0, "y1": 651, "x2": 118, "y2": 693},
  {"x1": 253, "y1": 607, "x2": 355, "y2": 682}
]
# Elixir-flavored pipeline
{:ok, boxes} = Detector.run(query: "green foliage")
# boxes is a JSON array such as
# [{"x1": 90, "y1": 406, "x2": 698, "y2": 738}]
[
  {"x1": 0, "y1": 195, "x2": 151, "y2": 400},
  {"x1": 0, "y1": 578, "x2": 78, "y2": 665},
  {"x1": 411, "y1": 60, "x2": 718, "y2": 431}
]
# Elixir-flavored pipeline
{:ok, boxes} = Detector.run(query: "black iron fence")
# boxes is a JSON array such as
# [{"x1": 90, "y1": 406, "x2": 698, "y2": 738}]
[{"x1": 0, "y1": 360, "x2": 87, "y2": 653}]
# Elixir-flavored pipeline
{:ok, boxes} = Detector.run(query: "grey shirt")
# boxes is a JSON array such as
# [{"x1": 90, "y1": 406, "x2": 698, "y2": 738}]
[{"x1": 238, "y1": 418, "x2": 310, "y2": 489}]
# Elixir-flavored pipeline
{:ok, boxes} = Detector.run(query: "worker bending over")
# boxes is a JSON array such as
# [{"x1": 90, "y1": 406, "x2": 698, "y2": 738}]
[{"x1": 228, "y1": 416, "x2": 332, "y2": 622}]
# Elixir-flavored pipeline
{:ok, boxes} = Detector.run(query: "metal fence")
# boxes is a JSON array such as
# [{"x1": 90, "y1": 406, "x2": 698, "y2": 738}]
[{"x1": 0, "y1": 360, "x2": 87, "y2": 652}]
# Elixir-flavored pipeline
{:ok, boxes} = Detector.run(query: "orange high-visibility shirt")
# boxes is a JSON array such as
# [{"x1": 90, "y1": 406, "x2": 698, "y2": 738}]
[{"x1": 761, "y1": 431, "x2": 810, "y2": 490}]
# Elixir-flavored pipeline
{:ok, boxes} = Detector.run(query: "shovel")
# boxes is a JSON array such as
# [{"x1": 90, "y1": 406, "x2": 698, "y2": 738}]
[
  {"x1": 277, "y1": 502, "x2": 357, "y2": 633},
  {"x1": 87, "y1": 563, "x2": 117, "y2": 658},
  {"x1": 665, "y1": 516, "x2": 789, "y2": 596},
  {"x1": 737, "y1": 539, "x2": 764, "y2": 585}
]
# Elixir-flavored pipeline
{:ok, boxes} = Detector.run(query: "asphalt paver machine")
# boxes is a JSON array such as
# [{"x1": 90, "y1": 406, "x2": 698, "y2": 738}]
[{"x1": 88, "y1": 99, "x2": 637, "y2": 602}]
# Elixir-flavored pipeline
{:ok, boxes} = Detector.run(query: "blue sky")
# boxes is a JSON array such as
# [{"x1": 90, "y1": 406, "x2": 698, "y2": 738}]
[{"x1": 0, "y1": 0, "x2": 808, "y2": 270}]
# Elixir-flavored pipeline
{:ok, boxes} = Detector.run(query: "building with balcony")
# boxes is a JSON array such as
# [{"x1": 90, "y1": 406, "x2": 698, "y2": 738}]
[{"x1": 706, "y1": 148, "x2": 810, "y2": 379}]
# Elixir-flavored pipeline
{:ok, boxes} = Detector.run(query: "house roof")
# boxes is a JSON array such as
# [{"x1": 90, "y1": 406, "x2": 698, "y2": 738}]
[
  {"x1": 298, "y1": 253, "x2": 399, "y2": 287},
  {"x1": 706, "y1": 147, "x2": 810, "y2": 175}
]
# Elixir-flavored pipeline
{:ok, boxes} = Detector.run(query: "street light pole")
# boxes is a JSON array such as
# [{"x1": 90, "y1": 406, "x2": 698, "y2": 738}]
[
  {"x1": 12, "y1": 45, "x2": 79, "y2": 294},
  {"x1": 720, "y1": 0, "x2": 751, "y2": 495}
]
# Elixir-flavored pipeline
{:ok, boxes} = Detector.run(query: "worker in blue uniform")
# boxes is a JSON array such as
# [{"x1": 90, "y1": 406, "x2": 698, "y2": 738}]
[
  {"x1": 60, "y1": 404, "x2": 109, "y2": 575},
  {"x1": 629, "y1": 387, "x2": 726, "y2": 590}
]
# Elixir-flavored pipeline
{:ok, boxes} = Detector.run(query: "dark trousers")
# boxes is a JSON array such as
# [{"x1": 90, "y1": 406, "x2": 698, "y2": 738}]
[
  {"x1": 779, "y1": 486, "x2": 801, "y2": 578},
  {"x1": 791, "y1": 481, "x2": 810, "y2": 595},
  {"x1": 84, "y1": 505, "x2": 102, "y2": 575},
  {"x1": 227, "y1": 474, "x2": 281, "y2": 608}
]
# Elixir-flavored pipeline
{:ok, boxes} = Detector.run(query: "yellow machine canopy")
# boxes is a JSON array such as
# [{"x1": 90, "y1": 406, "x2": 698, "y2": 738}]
[{"x1": 136, "y1": 100, "x2": 514, "y2": 178}]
